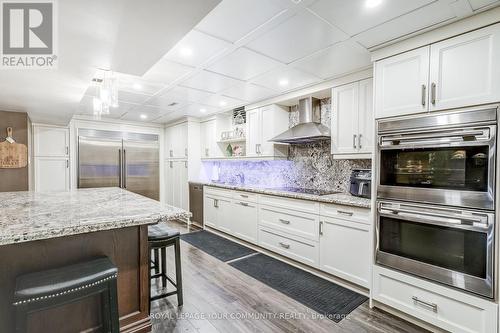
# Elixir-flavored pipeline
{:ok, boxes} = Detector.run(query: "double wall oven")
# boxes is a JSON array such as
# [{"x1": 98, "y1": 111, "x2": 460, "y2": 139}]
[{"x1": 376, "y1": 105, "x2": 498, "y2": 299}]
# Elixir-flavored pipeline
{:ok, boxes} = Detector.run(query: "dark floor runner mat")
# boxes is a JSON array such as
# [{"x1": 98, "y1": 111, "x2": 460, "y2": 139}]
[
  {"x1": 229, "y1": 253, "x2": 367, "y2": 323},
  {"x1": 181, "y1": 230, "x2": 256, "y2": 262}
]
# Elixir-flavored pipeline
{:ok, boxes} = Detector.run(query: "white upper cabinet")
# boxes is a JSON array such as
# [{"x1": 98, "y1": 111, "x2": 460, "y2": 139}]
[
  {"x1": 331, "y1": 78, "x2": 373, "y2": 158},
  {"x1": 245, "y1": 104, "x2": 289, "y2": 158},
  {"x1": 374, "y1": 46, "x2": 430, "y2": 119},
  {"x1": 374, "y1": 23, "x2": 500, "y2": 119},
  {"x1": 429, "y1": 23, "x2": 500, "y2": 111},
  {"x1": 34, "y1": 157, "x2": 70, "y2": 192},
  {"x1": 33, "y1": 125, "x2": 69, "y2": 157},
  {"x1": 166, "y1": 122, "x2": 188, "y2": 159},
  {"x1": 200, "y1": 119, "x2": 218, "y2": 158}
]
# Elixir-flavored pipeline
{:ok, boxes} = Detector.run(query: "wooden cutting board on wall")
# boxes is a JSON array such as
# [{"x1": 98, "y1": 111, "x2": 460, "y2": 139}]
[{"x1": 0, "y1": 127, "x2": 27, "y2": 168}]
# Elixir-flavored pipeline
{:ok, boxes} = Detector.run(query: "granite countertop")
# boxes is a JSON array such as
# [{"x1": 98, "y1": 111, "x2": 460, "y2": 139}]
[
  {"x1": 0, "y1": 188, "x2": 191, "y2": 246},
  {"x1": 203, "y1": 182, "x2": 371, "y2": 209}
]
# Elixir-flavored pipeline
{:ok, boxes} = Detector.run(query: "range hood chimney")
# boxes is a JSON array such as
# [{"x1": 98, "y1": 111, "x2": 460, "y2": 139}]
[{"x1": 270, "y1": 97, "x2": 330, "y2": 144}]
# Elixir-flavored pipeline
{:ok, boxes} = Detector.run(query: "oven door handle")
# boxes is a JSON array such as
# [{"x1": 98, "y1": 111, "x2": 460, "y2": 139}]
[
  {"x1": 379, "y1": 207, "x2": 489, "y2": 229},
  {"x1": 379, "y1": 129, "x2": 490, "y2": 147}
]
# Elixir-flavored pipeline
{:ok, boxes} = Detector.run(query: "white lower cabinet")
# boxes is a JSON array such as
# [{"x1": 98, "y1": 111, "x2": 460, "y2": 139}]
[
  {"x1": 231, "y1": 200, "x2": 258, "y2": 243},
  {"x1": 165, "y1": 161, "x2": 188, "y2": 211},
  {"x1": 203, "y1": 190, "x2": 232, "y2": 234},
  {"x1": 34, "y1": 157, "x2": 70, "y2": 191},
  {"x1": 373, "y1": 266, "x2": 498, "y2": 333},
  {"x1": 319, "y1": 216, "x2": 370, "y2": 288},
  {"x1": 258, "y1": 226, "x2": 319, "y2": 268}
]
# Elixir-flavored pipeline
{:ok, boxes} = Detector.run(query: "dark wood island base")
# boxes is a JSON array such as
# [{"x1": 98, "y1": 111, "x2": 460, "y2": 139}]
[{"x1": 0, "y1": 225, "x2": 152, "y2": 333}]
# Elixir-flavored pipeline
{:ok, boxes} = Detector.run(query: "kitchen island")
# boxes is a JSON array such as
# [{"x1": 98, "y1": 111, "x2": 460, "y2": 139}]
[{"x1": 0, "y1": 188, "x2": 190, "y2": 333}]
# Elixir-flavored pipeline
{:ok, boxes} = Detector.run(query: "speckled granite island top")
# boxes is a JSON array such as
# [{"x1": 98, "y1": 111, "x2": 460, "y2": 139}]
[
  {"x1": 204, "y1": 183, "x2": 371, "y2": 209},
  {"x1": 0, "y1": 188, "x2": 191, "y2": 246}
]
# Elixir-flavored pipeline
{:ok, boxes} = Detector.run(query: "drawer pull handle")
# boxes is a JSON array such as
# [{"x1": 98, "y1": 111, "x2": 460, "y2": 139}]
[
  {"x1": 412, "y1": 296, "x2": 437, "y2": 313},
  {"x1": 240, "y1": 194, "x2": 248, "y2": 198},
  {"x1": 338, "y1": 210, "x2": 354, "y2": 216},
  {"x1": 279, "y1": 242, "x2": 290, "y2": 249},
  {"x1": 319, "y1": 221, "x2": 324, "y2": 236},
  {"x1": 279, "y1": 219, "x2": 290, "y2": 225},
  {"x1": 239, "y1": 202, "x2": 249, "y2": 206}
]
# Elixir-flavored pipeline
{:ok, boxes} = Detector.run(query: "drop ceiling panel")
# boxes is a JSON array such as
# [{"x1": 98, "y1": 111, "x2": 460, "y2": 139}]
[
  {"x1": 355, "y1": 1, "x2": 458, "y2": 48},
  {"x1": 468, "y1": 0, "x2": 500, "y2": 10},
  {"x1": 165, "y1": 30, "x2": 231, "y2": 67},
  {"x1": 220, "y1": 82, "x2": 278, "y2": 101},
  {"x1": 120, "y1": 105, "x2": 171, "y2": 122},
  {"x1": 116, "y1": 90, "x2": 152, "y2": 104},
  {"x1": 199, "y1": 94, "x2": 245, "y2": 108},
  {"x1": 142, "y1": 58, "x2": 194, "y2": 84},
  {"x1": 77, "y1": 96, "x2": 137, "y2": 119},
  {"x1": 117, "y1": 73, "x2": 165, "y2": 95},
  {"x1": 293, "y1": 40, "x2": 372, "y2": 79},
  {"x1": 246, "y1": 10, "x2": 348, "y2": 64},
  {"x1": 250, "y1": 67, "x2": 321, "y2": 92},
  {"x1": 182, "y1": 103, "x2": 221, "y2": 116},
  {"x1": 145, "y1": 96, "x2": 190, "y2": 110},
  {"x1": 159, "y1": 86, "x2": 212, "y2": 102},
  {"x1": 309, "y1": 0, "x2": 435, "y2": 36},
  {"x1": 180, "y1": 70, "x2": 242, "y2": 93},
  {"x1": 196, "y1": 0, "x2": 288, "y2": 42},
  {"x1": 208, "y1": 48, "x2": 283, "y2": 80}
]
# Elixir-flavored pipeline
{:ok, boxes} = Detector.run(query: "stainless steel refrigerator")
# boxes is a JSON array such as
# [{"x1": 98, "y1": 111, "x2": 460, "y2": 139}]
[{"x1": 78, "y1": 129, "x2": 160, "y2": 200}]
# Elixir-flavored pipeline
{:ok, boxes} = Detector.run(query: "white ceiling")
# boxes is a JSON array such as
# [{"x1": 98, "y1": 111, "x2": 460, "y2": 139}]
[{"x1": 0, "y1": 0, "x2": 498, "y2": 125}]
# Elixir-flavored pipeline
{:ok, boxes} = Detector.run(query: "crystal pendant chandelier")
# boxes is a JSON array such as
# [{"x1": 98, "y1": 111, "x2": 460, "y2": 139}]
[{"x1": 92, "y1": 70, "x2": 118, "y2": 119}]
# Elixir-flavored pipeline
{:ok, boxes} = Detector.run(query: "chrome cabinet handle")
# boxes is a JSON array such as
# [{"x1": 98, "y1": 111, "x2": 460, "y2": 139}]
[
  {"x1": 205, "y1": 148, "x2": 209, "y2": 157},
  {"x1": 169, "y1": 161, "x2": 173, "y2": 168},
  {"x1": 358, "y1": 134, "x2": 362, "y2": 149},
  {"x1": 338, "y1": 210, "x2": 354, "y2": 216},
  {"x1": 412, "y1": 296, "x2": 437, "y2": 313},
  {"x1": 118, "y1": 149, "x2": 122, "y2": 188},
  {"x1": 279, "y1": 242, "x2": 290, "y2": 249},
  {"x1": 184, "y1": 161, "x2": 188, "y2": 168},
  {"x1": 279, "y1": 218, "x2": 290, "y2": 225},
  {"x1": 421, "y1": 84, "x2": 426, "y2": 107},
  {"x1": 431, "y1": 82, "x2": 436, "y2": 105},
  {"x1": 319, "y1": 221, "x2": 324, "y2": 236},
  {"x1": 353, "y1": 134, "x2": 357, "y2": 149},
  {"x1": 169, "y1": 149, "x2": 173, "y2": 157},
  {"x1": 240, "y1": 194, "x2": 248, "y2": 198},
  {"x1": 185, "y1": 148, "x2": 188, "y2": 157},
  {"x1": 239, "y1": 202, "x2": 249, "y2": 206},
  {"x1": 66, "y1": 160, "x2": 69, "y2": 168},
  {"x1": 255, "y1": 144, "x2": 258, "y2": 154},
  {"x1": 65, "y1": 146, "x2": 69, "y2": 155},
  {"x1": 258, "y1": 144, "x2": 262, "y2": 154},
  {"x1": 214, "y1": 199, "x2": 218, "y2": 208}
]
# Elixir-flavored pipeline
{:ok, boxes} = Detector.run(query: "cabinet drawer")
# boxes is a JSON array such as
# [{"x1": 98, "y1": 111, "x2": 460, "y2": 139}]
[
  {"x1": 259, "y1": 206, "x2": 319, "y2": 241},
  {"x1": 260, "y1": 195, "x2": 319, "y2": 214},
  {"x1": 232, "y1": 191, "x2": 259, "y2": 203},
  {"x1": 373, "y1": 266, "x2": 498, "y2": 333},
  {"x1": 204, "y1": 186, "x2": 232, "y2": 198},
  {"x1": 258, "y1": 227, "x2": 319, "y2": 268},
  {"x1": 320, "y1": 203, "x2": 370, "y2": 225}
]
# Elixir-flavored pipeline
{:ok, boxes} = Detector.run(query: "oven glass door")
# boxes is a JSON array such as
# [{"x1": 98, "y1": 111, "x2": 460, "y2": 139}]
[{"x1": 376, "y1": 201, "x2": 494, "y2": 297}]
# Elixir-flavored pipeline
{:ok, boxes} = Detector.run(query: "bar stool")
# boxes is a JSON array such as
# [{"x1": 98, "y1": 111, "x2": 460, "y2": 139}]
[
  {"x1": 13, "y1": 257, "x2": 119, "y2": 333},
  {"x1": 148, "y1": 224, "x2": 183, "y2": 308}
]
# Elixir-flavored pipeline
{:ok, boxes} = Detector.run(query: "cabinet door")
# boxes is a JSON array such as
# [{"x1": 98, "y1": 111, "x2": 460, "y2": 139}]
[
  {"x1": 34, "y1": 126, "x2": 69, "y2": 157},
  {"x1": 201, "y1": 120, "x2": 216, "y2": 158},
  {"x1": 331, "y1": 82, "x2": 359, "y2": 155},
  {"x1": 245, "y1": 108, "x2": 261, "y2": 157},
  {"x1": 429, "y1": 23, "x2": 500, "y2": 111},
  {"x1": 260, "y1": 105, "x2": 289, "y2": 157},
  {"x1": 173, "y1": 123, "x2": 188, "y2": 158},
  {"x1": 358, "y1": 78, "x2": 374, "y2": 155},
  {"x1": 216, "y1": 197, "x2": 232, "y2": 234},
  {"x1": 165, "y1": 127, "x2": 174, "y2": 159},
  {"x1": 165, "y1": 161, "x2": 174, "y2": 205},
  {"x1": 231, "y1": 201, "x2": 258, "y2": 243},
  {"x1": 319, "y1": 217, "x2": 370, "y2": 288},
  {"x1": 179, "y1": 161, "x2": 189, "y2": 211},
  {"x1": 374, "y1": 46, "x2": 430, "y2": 118},
  {"x1": 34, "y1": 157, "x2": 69, "y2": 191},
  {"x1": 204, "y1": 195, "x2": 218, "y2": 228}
]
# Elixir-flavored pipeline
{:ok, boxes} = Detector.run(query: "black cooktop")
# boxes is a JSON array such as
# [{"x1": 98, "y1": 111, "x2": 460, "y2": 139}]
[{"x1": 268, "y1": 187, "x2": 340, "y2": 196}]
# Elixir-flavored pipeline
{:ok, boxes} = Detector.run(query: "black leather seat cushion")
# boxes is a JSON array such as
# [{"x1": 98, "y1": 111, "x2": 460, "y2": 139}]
[
  {"x1": 14, "y1": 257, "x2": 117, "y2": 302},
  {"x1": 148, "y1": 224, "x2": 180, "y2": 241}
]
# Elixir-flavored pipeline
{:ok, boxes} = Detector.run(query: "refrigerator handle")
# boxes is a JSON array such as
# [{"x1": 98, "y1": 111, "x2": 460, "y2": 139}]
[
  {"x1": 118, "y1": 149, "x2": 122, "y2": 188},
  {"x1": 123, "y1": 149, "x2": 127, "y2": 189}
]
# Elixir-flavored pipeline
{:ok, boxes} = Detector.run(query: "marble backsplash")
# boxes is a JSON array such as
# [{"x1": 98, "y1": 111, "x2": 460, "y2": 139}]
[{"x1": 201, "y1": 98, "x2": 371, "y2": 192}]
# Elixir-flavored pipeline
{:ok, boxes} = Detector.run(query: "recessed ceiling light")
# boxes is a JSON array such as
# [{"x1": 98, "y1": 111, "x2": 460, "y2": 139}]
[
  {"x1": 219, "y1": 100, "x2": 227, "y2": 107},
  {"x1": 133, "y1": 83, "x2": 142, "y2": 91},
  {"x1": 140, "y1": 114, "x2": 148, "y2": 120},
  {"x1": 365, "y1": 0, "x2": 382, "y2": 8},
  {"x1": 200, "y1": 108, "x2": 207, "y2": 113},
  {"x1": 180, "y1": 47, "x2": 193, "y2": 57},
  {"x1": 279, "y1": 79, "x2": 289, "y2": 86}
]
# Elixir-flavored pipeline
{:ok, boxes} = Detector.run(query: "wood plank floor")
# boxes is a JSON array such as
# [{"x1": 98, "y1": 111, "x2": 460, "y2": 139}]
[{"x1": 150, "y1": 221, "x2": 428, "y2": 333}]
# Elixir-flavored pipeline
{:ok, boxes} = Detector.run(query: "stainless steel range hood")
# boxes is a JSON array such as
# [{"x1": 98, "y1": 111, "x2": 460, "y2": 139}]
[{"x1": 270, "y1": 97, "x2": 330, "y2": 144}]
